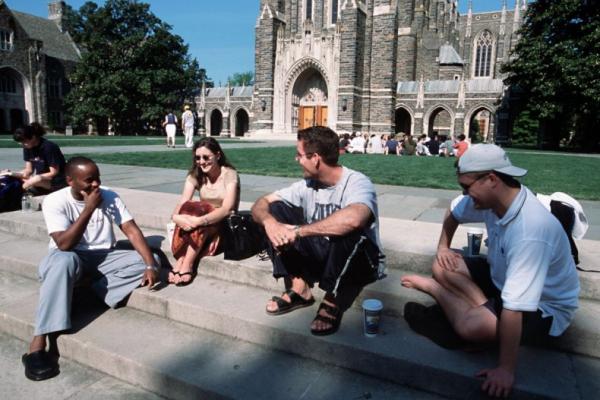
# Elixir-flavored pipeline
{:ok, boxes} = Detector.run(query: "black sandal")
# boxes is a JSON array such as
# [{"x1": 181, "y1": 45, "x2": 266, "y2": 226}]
[
  {"x1": 266, "y1": 289, "x2": 315, "y2": 316},
  {"x1": 175, "y1": 271, "x2": 197, "y2": 287},
  {"x1": 310, "y1": 302, "x2": 343, "y2": 336}
]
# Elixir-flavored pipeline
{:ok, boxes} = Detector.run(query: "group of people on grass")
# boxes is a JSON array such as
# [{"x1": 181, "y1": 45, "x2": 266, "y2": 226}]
[
  {"x1": 339, "y1": 131, "x2": 471, "y2": 158},
  {"x1": 11, "y1": 124, "x2": 580, "y2": 399}
]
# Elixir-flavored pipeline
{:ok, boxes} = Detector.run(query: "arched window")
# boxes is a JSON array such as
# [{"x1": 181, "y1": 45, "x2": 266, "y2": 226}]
[
  {"x1": 305, "y1": 0, "x2": 313, "y2": 21},
  {"x1": 0, "y1": 76, "x2": 16, "y2": 93},
  {"x1": 331, "y1": 0, "x2": 339, "y2": 24},
  {"x1": 473, "y1": 30, "x2": 494, "y2": 78},
  {"x1": 0, "y1": 30, "x2": 13, "y2": 51}
]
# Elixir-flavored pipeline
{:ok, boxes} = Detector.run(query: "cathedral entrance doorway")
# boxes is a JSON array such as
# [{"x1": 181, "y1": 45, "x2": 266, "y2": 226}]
[
  {"x1": 291, "y1": 68, "x2": 328, "y2": 131},
  {"x1": 234, "y1": 108, "x2": 249, "y2": 136}
]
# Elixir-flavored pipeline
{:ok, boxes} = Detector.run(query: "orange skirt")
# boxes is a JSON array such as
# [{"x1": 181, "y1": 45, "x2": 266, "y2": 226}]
[{"x1": 171, "y1": 201, "x2": 223, "y2": 259}]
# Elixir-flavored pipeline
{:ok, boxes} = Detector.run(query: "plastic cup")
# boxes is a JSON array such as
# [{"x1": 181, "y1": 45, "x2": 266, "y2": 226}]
[
  {"x1": 362, "y1": 299, "x2": 383, "y2": 337},
  {"x1": 466, "y1": 227, "x2": 484, "y2": 256}
]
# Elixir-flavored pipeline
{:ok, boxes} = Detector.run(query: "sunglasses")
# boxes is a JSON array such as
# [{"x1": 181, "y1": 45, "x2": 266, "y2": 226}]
[{"x1": 195, "y1": 155, "x2": 214, "y2": 161}]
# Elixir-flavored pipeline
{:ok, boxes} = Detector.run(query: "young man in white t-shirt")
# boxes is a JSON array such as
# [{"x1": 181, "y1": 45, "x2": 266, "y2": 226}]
[
  {"x1": 181, "y1": 105, "x2": 195, "y2": 148},
  {"x1": 252, "y1": 126, "x2": 385, "y2": 337},
  {"x1": 401, "y1": 144, "x2": 579, "y2": 398},
  {"x1": 21, "y1": 157, "x2": 159, "y2": 381}
]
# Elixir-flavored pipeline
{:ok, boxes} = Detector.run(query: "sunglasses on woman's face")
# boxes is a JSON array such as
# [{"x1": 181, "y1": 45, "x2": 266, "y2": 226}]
[{"x1": 195, "y1": 155, "x2": 214, "y2": 161}]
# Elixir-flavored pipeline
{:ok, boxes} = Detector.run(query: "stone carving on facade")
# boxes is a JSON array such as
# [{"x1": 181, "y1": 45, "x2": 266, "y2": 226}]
[
  {"x1": 416, "y1": 75, "x2": 425, "y2": 109},
  {"x1": 457, "y1": 77, "x2": 466, "y2": 109}
]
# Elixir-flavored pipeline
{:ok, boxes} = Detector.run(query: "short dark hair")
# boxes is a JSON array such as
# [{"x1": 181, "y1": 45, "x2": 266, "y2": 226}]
[
  {"x1": 65, "y1": 156, "x2": 97, "y2": 177},
  {"x1": 297, "y1": 126, "x2": 339, "y2": 166},
  {"x1": 458, "y1": 134, "x2": 466, "y2": 141},
  {"x1": 13, "y1": 122, "x2": 46, "y2": 143}
]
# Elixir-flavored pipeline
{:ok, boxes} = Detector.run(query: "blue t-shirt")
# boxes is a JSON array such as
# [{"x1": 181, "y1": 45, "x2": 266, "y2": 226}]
[{"x1": 23, "y1": 138, "x2": 66, "y2": 186}]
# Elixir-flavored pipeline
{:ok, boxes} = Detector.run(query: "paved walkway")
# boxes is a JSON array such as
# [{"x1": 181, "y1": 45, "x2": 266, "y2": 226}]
[{"x1": 1, "y1": 142, "x2": 599, "y2": 240}]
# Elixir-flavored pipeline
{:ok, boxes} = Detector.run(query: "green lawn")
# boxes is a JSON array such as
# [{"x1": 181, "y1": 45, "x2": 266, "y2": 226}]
[
  {"x1": 0, "y1": 135, "x2": 259, "y2": 148},
  {"x1": 78, "y1": 146, "x2": 600, "y2": 200}
]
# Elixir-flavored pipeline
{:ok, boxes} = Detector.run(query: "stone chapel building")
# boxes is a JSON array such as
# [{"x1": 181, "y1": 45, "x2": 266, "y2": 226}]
[
  {"x1": 0, "y1": 0, "x2": 79, "y2": 132},
  {"x1": 200, "y1": 0, "x2": 527, "y2": 143}
]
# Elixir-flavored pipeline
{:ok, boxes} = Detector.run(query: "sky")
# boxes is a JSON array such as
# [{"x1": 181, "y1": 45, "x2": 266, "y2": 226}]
[{"x1": 8, "y1": 1, "x2": 519, "y2": 86}]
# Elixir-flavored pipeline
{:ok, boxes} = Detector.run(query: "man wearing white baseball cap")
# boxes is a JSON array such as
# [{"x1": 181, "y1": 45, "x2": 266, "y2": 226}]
[{"x1": 402, "y1": 144, "x2": 579, "y2": 398}]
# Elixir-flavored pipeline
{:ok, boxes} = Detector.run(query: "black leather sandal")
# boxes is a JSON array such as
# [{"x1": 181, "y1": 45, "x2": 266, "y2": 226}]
[
  {"x1": 266, "y1": 289, "x2": 315, "y2": 316},
  {"x1": 310, "y1": 302, "x2": 343, "y2": 336}
]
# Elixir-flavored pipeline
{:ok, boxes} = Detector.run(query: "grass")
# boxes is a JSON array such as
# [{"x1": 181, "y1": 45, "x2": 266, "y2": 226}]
[
  {"x1": 77, "y1": 146, "x2": 600, "y2": 200},
  {"x1": 0, "y1": 135, "x2": 260, "y2": 148}
]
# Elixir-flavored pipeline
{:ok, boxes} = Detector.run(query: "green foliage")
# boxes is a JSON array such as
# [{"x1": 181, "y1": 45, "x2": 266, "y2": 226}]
[
  {"x1": 64, "y1": 0, "x2": 210, "y2": 135},
  {"x1": 227, "y1": 71, "x2": 254, "y2": 87},
  {"x1": 502, "y1": 0, "x2": 600, "y2": 150},
  {"x1": 511, "y1": 108, "x2": 540, "y2": 147},
  {"x1": 81, "y1": 147, "x2": 600, "y2": 200}
]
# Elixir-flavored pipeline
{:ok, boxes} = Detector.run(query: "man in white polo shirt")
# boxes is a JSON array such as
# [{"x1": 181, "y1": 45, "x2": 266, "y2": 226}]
[{"x1": 401, "y1": 144, "x2": 579, "y2": 398}]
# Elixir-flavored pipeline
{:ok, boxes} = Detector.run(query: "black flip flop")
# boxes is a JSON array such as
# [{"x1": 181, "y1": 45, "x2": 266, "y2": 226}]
[
  {"x1": 175, "y1": 271, "x2": 197, "y2": 287},
  {"x1": 266, "y1": 289, "x2": 315, "y2": 316}
]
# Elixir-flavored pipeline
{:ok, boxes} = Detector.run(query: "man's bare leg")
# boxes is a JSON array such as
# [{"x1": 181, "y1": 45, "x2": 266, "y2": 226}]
[
  {"x1": 431, "y1": 258, "x2": 488, "y2": 307},
  {"x1": 402, "y1": 275, "x2": 497, "y2": 342},
  {"x1": 266, "y1": 276, "x2": 312, "y2": 313}
]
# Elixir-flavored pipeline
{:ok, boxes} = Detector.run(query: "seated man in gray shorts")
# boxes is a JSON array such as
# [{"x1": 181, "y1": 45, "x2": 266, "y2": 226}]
[
  {"x1": 401, "y1": 144, "x2": 579, "y2": 398},
  {"x1": 21, "y1": 156, "x2": 159, "y2": 381}
]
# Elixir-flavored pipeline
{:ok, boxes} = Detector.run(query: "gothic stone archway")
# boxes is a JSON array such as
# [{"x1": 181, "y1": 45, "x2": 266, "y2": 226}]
[
  {"x1": 210, "y1": 109, "x2": 223, "y2": 136},
  {"x1": 0, "y1": 67, "x2": 29, "y2": 131},
  {"x1": 290, "y1": 67, "x2": 328, "y2": 132},
  {"x1": 234, "y1": 108, "x2": 249, "y2": 137},
  {"x1": 395, "y1": 107, "x2": 412, "y2": 135}
]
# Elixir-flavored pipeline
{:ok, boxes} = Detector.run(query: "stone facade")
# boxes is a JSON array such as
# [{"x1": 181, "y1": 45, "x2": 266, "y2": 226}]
[
  {"x1": 0, "y1": 0, "x2": 79, "y2": 132},
  {"x1": 201, "y1": 0, "x2": 526, "y2": 143}
]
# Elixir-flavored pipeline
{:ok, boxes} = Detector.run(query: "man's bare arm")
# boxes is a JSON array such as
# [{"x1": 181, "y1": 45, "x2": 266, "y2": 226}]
[
  {"x1": 436, "y1": 208, "x2": 461, "y2": 270},
  {"x1": 477, "y1": 309, "x2": 521, "y2": 398},
  {"x1": 120, "y1": 220, "x2": 157, "y2": 288}
]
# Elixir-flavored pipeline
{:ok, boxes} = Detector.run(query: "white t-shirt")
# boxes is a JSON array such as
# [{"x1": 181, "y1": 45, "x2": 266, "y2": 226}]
[
  {"x1": 275, "y1": 166, "x2": 385, "y2": 274},
  {"x1": 182, "y1": 110, "x2": 194, "y2": 128},
  {"x1": 451, "y1": 187, "x2": 580, "y2": 336},
  {"x1": 42, "y1": 187, "x2": 133, "y2": 251}
]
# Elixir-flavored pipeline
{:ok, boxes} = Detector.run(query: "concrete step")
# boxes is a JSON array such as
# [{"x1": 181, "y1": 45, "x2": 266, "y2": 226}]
[
  {"x1": 0, "y1": 331, "x2": 168, "y2": 400},
  {"x1": 0, "y1": 270, "x2": 442, "y2": 400},
  {"x1": 1, "y1": 266, "x2": 598, "y2": 400},
  {"x1": 2, "y1": 209, "x2": 600, "y2": 306}
]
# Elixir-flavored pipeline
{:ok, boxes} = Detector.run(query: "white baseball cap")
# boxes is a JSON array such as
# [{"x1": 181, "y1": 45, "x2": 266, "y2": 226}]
[{"x1": 457, "y1": 144, "x2": 527, "y2": 177}]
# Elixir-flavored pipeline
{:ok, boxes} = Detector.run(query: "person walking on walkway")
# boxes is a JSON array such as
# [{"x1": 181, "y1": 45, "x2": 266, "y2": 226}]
[
  {"x1": 181, "y1": 105, "x2": 195, "y2": 148},
  {"x1": 162, "y1": 111, "x2": 178, "y2": 148}
]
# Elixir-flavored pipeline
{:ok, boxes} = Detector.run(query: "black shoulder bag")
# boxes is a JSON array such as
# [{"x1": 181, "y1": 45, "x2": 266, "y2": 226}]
[{"x1": 222, "y1": 211, "x2": 266, "y2": 260}]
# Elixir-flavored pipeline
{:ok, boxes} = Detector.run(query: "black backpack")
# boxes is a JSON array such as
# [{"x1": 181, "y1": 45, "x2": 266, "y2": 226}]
[{"x1": 0, "y1": 176, "x2": 23, "y2": 212}]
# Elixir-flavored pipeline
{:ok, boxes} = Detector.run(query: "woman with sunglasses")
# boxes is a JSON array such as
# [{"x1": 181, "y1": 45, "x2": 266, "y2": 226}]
[
  {"x1": 6, "y1": 123, "x2": 66, "y2": 195},
  {"x1": 169, "y1": 137, "x2": 240, "y2": 286}
]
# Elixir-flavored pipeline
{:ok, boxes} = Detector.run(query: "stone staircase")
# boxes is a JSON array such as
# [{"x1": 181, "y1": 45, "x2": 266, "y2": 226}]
[{"x1": 0, "y1": 187, "x2": 599, "y2": 399}]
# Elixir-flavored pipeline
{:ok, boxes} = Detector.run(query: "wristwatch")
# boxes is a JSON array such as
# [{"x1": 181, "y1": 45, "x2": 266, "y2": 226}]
[
  {"x1": 293, "y1": 225, "x2": 301, "y2": 240},
  {"x1": 146, "y1": 265, "x2": 159, "y2": 273}
]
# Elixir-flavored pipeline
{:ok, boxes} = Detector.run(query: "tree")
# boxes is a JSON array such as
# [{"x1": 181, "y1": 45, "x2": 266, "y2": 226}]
[
  {"x1": 64, "y1": 0, "x2": 210, "y2": 135},
  {"x1": 227, "y1": 71, "x2": 254, "y2": 87},
  {"x1": 501, "y1": 0, "x2": 600, "y2": 150}
]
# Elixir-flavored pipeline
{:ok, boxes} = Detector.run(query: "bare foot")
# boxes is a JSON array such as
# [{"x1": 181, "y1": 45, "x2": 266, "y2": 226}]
[{"x1": 401, "y1": 274, "x2": 438, "y2": 294}]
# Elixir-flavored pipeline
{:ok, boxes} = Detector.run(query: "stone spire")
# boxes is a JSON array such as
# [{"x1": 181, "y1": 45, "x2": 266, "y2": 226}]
[
  {"x1": 500, "y1": 0, "x2": 507, "y2": 35},
  {"x1": 465, "y1": 0, "x2": 472, "y2": 38},
  {"x1": 513, "y1": 0, "x2": 521, "y2": 33}
]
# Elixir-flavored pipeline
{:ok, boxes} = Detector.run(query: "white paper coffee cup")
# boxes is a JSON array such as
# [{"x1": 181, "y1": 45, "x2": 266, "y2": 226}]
[
  {"x1": 466, "y1": 227, "x2": 484, "y2": 256},
  {"x1": 362, "y1": 299, "x2": 383, "y2": 337}
]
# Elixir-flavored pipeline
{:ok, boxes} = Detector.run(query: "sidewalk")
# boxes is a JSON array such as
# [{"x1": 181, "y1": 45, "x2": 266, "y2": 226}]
[{"x1": 1, "y1": 143, "x2": 599, "y2": 240}]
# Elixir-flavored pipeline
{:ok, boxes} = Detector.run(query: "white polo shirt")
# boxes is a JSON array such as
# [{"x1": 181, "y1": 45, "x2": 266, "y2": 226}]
[{"x1": 451, "y1": 186, "x2": 580, "y2": 336}]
